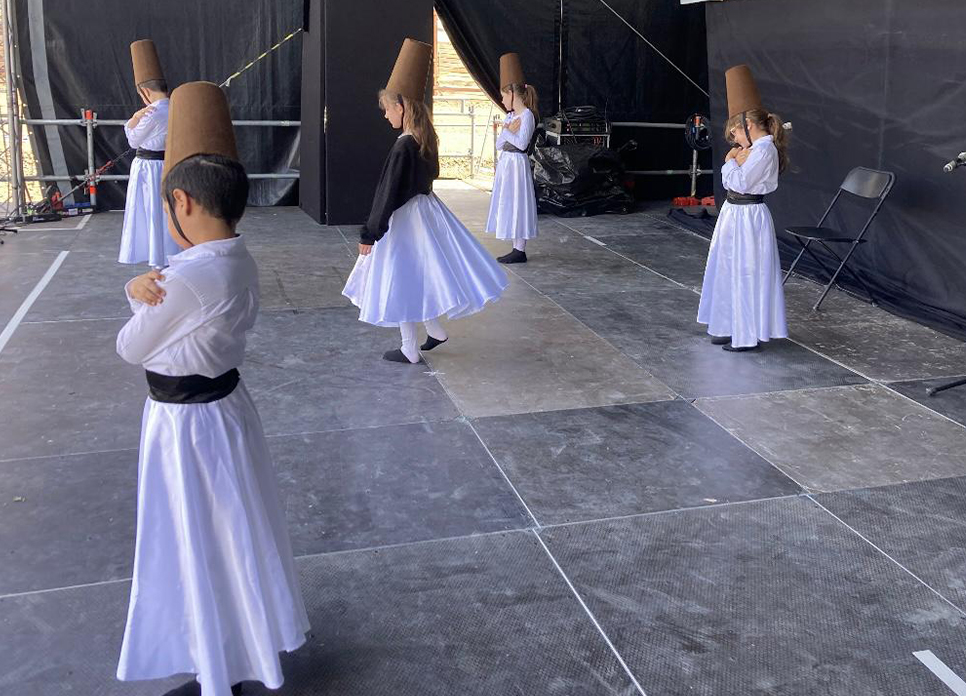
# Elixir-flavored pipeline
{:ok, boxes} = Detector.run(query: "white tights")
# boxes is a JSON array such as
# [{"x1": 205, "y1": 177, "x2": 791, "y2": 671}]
[
  {"x1": 398, "y1": 317, "x2": 448, "y2": 363},
  {"x1": 513, "y1": 238, "x2": 527, "y2": 252}
]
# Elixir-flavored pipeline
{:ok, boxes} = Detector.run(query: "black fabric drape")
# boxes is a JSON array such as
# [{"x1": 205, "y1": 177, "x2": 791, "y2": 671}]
[
  {"x1": 14, "y1": 0, "x2": 302, "y2": 209},
  {"x1": 707, "y1": 0, "x2": 966, "y2": 340},
  {"x1": 434, "y1": 2, "x2": 504, "y2": 109}
]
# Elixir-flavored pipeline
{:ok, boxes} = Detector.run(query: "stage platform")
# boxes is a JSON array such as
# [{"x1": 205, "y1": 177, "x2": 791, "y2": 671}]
[{"x1": 2, "y1": 181, "x2": 966, "y2": 695}]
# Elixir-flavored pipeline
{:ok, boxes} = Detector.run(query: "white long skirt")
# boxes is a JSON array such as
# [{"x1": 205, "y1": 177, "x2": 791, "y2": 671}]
[
  {"x1": 697, "y1": 201, "x2": 788, "y2": 348},
  {"x1": 119, "y1": 157, "x2": 181, "y2": 267},
  {"x1": 343, "y1": 193, "x2": 508, "y2": 327},
  {"x1": 486, "y1": 151, "x2": 539, "y2": 240},
  {"x1": 117, "y1": 381, "x2": 309, "y2": 696}
]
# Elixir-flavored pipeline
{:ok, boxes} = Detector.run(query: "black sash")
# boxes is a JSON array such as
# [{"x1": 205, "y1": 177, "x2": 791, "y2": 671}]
[
  {"x1": 726, "y1": 191, "x2": 765, "y2": 205},
  {"x1": 145, "y1": 369, "x2": 240, "y2": 404},
  {"x1": 501, "y1": 142, "x2": 526, "y2": 153},
  {"x1": 136, "y1": 148, "x2": 165, "y2": 161}
]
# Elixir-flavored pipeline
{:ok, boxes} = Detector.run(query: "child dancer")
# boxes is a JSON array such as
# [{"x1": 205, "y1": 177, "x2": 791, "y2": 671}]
[
  {"x1": 115, "y1": 82, "x2": 309, "y2": 696},
  {"x1": 343, "y1": 38, "x2": 508, "y2": 364},
  {"x1": 697, "y1": 64, "x2": 790, "y2": 352},
  {"x1": 119, "y1": 40, "x2": 181, "y2": 269},
  {"x1": 486, "y1": 53, "x2": 539, "y2": 264}
]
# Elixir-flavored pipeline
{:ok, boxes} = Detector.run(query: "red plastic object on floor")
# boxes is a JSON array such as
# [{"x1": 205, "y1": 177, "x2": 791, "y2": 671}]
[{"x1": 672, "y1": 196, "x2": 702, "y2": 207}]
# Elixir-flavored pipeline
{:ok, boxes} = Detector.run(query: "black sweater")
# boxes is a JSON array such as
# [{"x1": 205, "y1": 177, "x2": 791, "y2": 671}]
[{"x1": 359, "y1": 134, "x2": 439, "y2": 245}]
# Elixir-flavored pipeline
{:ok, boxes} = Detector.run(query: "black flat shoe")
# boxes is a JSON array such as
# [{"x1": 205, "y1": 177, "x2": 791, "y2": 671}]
[
  {"x1": 420, "y1": 335, "x2": 448, "y2": 351},
  {"x1": 383, "y1": 348, "x2": 423, "y2": 364},
  {"x1": 722, "y1": 343, "x2": 758, "y2": 353},
  {"x1": 498, "y1": 249, "x2": 527, "y2": 264},
  {"x1": 711, "y1": 336, "x2": 731, "y2": 345}
]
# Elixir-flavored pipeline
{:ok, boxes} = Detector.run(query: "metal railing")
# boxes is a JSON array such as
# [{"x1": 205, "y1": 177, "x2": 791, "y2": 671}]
[{"x1": 5, "y1": 110, "x2": 300, "y2": 208}]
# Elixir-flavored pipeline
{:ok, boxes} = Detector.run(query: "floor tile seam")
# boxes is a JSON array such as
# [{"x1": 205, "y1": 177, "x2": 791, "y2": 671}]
[
  {"x1": 0, "y1": 527, "x2": 541, "y2": 601},
  {"x1": 551, "y1": 218, "x2": 696, "y2": 295},
  {"x1": 3, "y1": 490, "x2": 876, "y2": 603},
  {"x1": 418, "y1": 341, "x2": 544, "y2": 529},
  {"x1": 538, "y1": 492, "x2": 810, "y2": 532},
  {"x1": 684, "y1": 402, "x2": 812, "y2": 492},
  {"x1": 806, "y1": 494, "x2": 966, "y2": 618},
  {"x1": 532, "y1": 530, "x2": 650, "y2": 696},
  {"x1": 465, "y1": 419, "x2": 543, "y2": 529},
  {"x1": 692, "y1": 382, "x2": 872, "y2": 404},
  {"x1": 496, "y1": 260, "x2": 685, "y2": 402},
  {"x1": 0, "y1": 417, "x2": 463, "y2": 464}
]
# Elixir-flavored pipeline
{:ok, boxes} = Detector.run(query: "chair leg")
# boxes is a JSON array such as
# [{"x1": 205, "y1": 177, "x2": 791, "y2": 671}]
[
  {"x1": 782, "y1": 239, "x2": 810, "y2": 285},
  {"x1": 817, "y1": 241, "x2": 875, "y2": 309}
]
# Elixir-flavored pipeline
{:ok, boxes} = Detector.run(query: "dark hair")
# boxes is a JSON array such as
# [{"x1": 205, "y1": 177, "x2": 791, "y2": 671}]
[
  {"x1": 138, "y1": 79, "x2": 168, "y2": 94},
  {"x1": 162, "y1": 154, "x2": 249, "y2": 225}
]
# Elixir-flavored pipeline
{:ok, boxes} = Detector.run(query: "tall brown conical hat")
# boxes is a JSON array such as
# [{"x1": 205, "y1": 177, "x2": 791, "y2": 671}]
[
  {"x1": 500, "y1": 53, "x2": 525, "y2": 89},
  {"x1": 385, "y1": 38, "x2": 432, "y2": 102},
  {"x1": 725, "y1": 64, "x2": 763, "y2": 118},
  {"x1": 130, "y1": 39, "x2": 165, "y2": 87},
  {"x1": 163, "y1": 82, "x2": 239, "y2": 182}
]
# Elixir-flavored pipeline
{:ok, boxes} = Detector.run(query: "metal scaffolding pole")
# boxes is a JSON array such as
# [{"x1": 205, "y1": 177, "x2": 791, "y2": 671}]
[{"x1": 3, "y1": 0, "x2": 24, "y2": 218}]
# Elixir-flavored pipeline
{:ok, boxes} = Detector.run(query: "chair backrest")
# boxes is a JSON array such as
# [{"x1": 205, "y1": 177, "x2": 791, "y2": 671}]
[{"x1": 840, "y1": 167, "x2": 895, "y2": 200}]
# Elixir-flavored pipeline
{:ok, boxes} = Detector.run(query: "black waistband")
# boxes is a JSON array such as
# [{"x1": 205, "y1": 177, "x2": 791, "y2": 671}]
[
  {"x1": 726, "y1": 191, "x2": 765, "y2": 205},
  {"x1": 136, "y1": 148, "x2": 165, "y2": 160},
  {"x1": 145, "y1": 369, "x2": 240, "y2": 404},
  {"x1": 500, "y1": 142, "x2": 526, "y2": 153}
]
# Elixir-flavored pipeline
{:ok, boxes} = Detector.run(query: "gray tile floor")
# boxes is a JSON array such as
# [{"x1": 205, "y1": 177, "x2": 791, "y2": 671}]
[{"x1": 2, "y1": 181, "x2": 966, "y2": 695}]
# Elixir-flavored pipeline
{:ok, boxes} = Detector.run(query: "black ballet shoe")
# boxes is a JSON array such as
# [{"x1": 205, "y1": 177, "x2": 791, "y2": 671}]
[
  {"x1": 383, "y1": 348, "x2": 423, "y2": 364},
  {"x1": 711, "y1": 336, "x2": 731, "y2": 345},
  {"x1": 499, "y1": 249, "x2": 528, "y2": 264},
  {"x1": 722, "y1": 343, "x2": 759, "y2": 353},
  {"x1": 161, "y1": 681, "x2": 201, "y2": 696},
  {"x1": 421, "y1": 335, "x2": 448, "y2": 351},
  {"x1": 231, "y1": 684, "x2": 244, "y2": 696}
]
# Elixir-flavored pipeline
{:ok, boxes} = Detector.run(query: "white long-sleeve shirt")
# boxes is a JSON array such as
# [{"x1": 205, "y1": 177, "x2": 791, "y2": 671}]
[
  {"x1": 124, "y1": 98, "x2": 169, "y2": 150},
  {"x1": 721, "y1": 134, "x2": 779, "y2": 195},
  {"x1": 496, "y1": 108, "x2": 536, "y2": 152},
  {"x1": 116, "y1": 236, "x2": 259, "y2": 378}
]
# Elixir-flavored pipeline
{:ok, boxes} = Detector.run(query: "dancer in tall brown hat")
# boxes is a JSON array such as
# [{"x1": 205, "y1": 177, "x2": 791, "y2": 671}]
[
  {"x1": 116, "y1": 81, "x2": 309, "y2": 696},
  {"x1": 119, "y1": 39, "x2": 180, "y2": 268},
  {"x1": 343, "y1": 38, "x2": 508, "y2": 363},
  {"x1": 486, "y1": 52, "x2": 540, "y2": 263},
  {"x1": 697, "y1": 65, "x2": 792, "y2": 352}
]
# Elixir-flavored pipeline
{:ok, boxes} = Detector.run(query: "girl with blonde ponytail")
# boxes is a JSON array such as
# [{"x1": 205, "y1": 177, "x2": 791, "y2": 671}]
[
  {"x1": 486, "y1": 53, "x2": 540, "y2": 264},
  {"x1": 697, "y1": 66, "x2": 790, "y2": 352},
  {"x1": 343, "y1": 39, "x2": 508, "y2": 365}
]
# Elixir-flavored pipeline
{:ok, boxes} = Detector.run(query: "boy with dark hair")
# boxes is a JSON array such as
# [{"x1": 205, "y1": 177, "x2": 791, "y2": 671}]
[
  {"x1": 120, "y1": 40, "x2": 181, "y2": 269},
  {"x1": 116, "y1": 81, "x2": 308, "y2": 696}
]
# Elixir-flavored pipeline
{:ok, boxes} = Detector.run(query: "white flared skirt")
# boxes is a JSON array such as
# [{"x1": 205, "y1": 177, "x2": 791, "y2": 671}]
[
  {"x1": 119, "y1": 158, "x2": 181, "y2": 267},
  {"x1": 343, "y1": 193, "x2": 508, "y2": 327},
  {"x1": 117, "y1": 382, "x2": 310, "y2": 696},
  {"x1": 697, "y1": 201, "x2": 788, "y2": 347},
  {"x1": 486, "y1": 151, "x2": 539, "y2": 240}
]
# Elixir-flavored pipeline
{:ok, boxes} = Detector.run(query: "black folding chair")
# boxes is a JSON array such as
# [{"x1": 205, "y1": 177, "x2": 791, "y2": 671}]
[{"x1": 782, "y1": 167, "x2": 896, "y2": 311}]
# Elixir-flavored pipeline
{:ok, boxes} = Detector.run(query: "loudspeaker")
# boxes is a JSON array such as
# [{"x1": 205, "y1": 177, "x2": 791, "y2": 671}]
[{"x1": 300, "y1": 0, "x2": 434, "y2": 225}]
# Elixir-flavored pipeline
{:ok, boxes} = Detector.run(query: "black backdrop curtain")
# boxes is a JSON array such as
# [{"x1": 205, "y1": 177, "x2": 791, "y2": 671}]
[
  {"x1": 707, "y1": 0, "x2": 966, "y2": 339},
  {"x1": 435, "y1": 0, "x2": 711, "y2": 199},
  {"x1": 13, "y1": 0, "x2": 303, "y2": 209}
]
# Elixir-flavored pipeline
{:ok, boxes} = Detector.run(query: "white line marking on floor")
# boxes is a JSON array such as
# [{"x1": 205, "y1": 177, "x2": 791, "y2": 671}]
[
  {"x1": 0, "y1": 250, "x2": 68, "y2": 355},
  {"x1": 534, "y1": 532, "x2": 648, "y2": 696},
  {"x1": 915, "y1": 650, "x2": 966, "y2": 695},
  {"x1": 584, "y1": 235, "x2": 607, "y2": 246}
]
